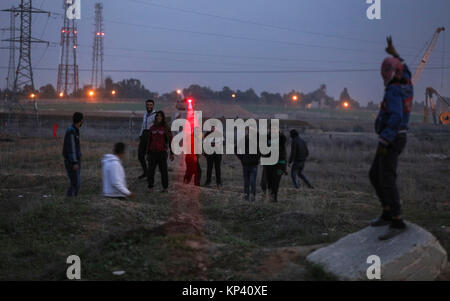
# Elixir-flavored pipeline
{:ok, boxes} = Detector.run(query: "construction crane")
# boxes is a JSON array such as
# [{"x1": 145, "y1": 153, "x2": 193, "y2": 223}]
[
  {"x1": 424, "y1": 87, "x2": 450, "y2": 125},
  {"x1": 409, "y1": 27, "x2": 447, "y2": 124},
  {"x1": 412, "y1": 27, "x2": 445, "y2": 86}
]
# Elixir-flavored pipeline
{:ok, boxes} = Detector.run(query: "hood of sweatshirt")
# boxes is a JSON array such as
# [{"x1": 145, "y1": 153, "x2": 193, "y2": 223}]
[{"x1": 102, "y1": 154, "x2": 120, "y2": 165}]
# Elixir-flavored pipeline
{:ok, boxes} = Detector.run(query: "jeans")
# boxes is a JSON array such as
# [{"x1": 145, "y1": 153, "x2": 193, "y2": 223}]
[
  {"x1": 147, "y1": 151, "x2": 169, "y2": 189},
  {"x1": 138, "y1": 130, "x2": 149, "y2": 175},
  {"x1": 369, "y1": 134, "x2": 407, "y2": 217},
  {"x1": 243, "y1": 165, "x2": 258, "y2": 198},
  {"x1": 65, "y1": 160, "x2": 81, "y2": 197},
  {"x1": 205, "y1": 154, "x2": 222, "y2": 185},
  {"x1": 291, "y1": 163, "x2": 312, "y2": 188}
]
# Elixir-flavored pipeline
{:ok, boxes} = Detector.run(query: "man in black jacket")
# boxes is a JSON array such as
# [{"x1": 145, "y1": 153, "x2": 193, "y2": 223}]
[
  {"x1": 236, "y1": 133, "x2": 260, "y2": 202},
  {"x1": 62, "y1": 112, "x2": 84, "y2": 197},
  {"x1": 204, "y1": 126, "x2": 223, "y2": 187},
  {"x1": 289, "y1": 129, "x2": 314, "y2": 189}
]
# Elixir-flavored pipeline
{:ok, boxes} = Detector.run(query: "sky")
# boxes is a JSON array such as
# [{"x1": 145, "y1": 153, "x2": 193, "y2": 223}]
[{"x1": 0, "y1": 0, "x2": 449, "y2": 105}]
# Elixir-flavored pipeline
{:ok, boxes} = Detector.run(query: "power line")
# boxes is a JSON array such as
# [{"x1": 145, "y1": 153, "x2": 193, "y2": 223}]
[
  {"x1": 104, "y1": 19, "x2": 386, "y2": 55},
  {"x1": 128, "y1": 0, "x2": 450, "y2": 56},
  {"x1": 1, "y1": 65, "x2": 448, "y2": 74}
]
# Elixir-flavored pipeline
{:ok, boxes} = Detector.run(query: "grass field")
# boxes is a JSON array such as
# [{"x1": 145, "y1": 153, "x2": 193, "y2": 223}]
[{"x1": 0, "y1": 119, "x2": 449, "y2": 280}]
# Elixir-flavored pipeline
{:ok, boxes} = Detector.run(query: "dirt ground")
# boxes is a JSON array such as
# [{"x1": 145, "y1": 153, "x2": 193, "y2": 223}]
[{"x1": 0, "y1": 116, "x2": 449, "y2": 280}]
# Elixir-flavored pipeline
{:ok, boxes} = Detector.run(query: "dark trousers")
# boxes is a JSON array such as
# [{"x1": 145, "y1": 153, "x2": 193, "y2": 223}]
[
  {"x1": 291, "y1": 162, "x2": 312, "y2": 188},
  {"x1": 64, "y1": 160, "x2": 81, "y2": 197},
  {"x1": 138, "y1": 130, "x2": 149, "y2": 175},
  {"x1": 263, "y1": 164, "x2": 284, "y2": 202},
  {"x1": 184, "y1": 154, "x2": 201, "y2": 186},
  {"x1": 243, "y1": 165, "x2": 258, "y2": 197},
  {"x1": 205, "y1": 154, "x2": 222, "y2": 185},
  {"x1": 369, "y1": 134, "x2": 407, "y2": 217},
  {"x1": 147, "y1": 151, "x2": 169, "y2": 189}
]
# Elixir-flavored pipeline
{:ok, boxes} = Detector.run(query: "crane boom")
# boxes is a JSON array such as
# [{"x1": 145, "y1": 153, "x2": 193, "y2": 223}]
[
  {"x1": 425, "y1": 87, "x2": 450, "y2": 124},
  {"x1": 412, "y1": 27, "x2": 445, "y2": 86}
]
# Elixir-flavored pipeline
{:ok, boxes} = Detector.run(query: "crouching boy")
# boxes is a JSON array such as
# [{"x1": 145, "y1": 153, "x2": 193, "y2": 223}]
[{"x1": 102, "y1": 143, "x2": 135, "y2": 199}]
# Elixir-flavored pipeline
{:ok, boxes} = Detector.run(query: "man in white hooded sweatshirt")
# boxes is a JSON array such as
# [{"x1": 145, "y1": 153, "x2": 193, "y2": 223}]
[{"x1": 102, "y1": 143, "x2": 135, "y2": 199}]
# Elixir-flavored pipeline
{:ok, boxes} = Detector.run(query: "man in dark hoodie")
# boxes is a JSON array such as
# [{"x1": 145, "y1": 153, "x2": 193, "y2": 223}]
[
  {"x1": 289, "y1": 129, "x2": 314, "y2": 189},
  {"x1": 62, "y1": 112, "x2": 83, "y2": 197},
  {"x1": 236, "y1": 131, "x2": 260, "y2": 202}
]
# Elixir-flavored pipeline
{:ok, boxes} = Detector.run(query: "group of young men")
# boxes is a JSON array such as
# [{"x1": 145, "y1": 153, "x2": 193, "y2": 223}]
[
  {"x1": 61, "y1": 101, "x2": 315, "y2": 203},
  {"x1": 62, "y1": 37, "x2": 413, "y2": 240}
]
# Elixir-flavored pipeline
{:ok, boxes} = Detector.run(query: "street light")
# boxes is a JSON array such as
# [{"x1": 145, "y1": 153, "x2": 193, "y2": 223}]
[
  {"x1": 59, "y1": 92, "x2": 64, "y2": 98},
  {"x1": 343, "y1": 101, "x2": 350, "y2": 109},
  {"x1": 292, "y1": 95, "x2": 298, "y2": 101},
  {"x1": 232, "y1": 93, "x2": 236, "y2": 99},
  {"x1": 111, "y1": 90, "x2": 116, "y2": 96},
  {"x1": 88, "y1": 90, "x2": 95, "y2": 97},
  {"x1": 176, "y1": 89, "x2": 182, "y2": 95}
]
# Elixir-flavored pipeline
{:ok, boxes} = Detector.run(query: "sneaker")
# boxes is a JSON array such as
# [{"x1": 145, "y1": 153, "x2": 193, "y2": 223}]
[
  {"x1": 250, "y1": 195, "x2": 256, "y2": 202},
  {"x1": 204, "y1": 182, "x2": 211, "y2": 187},
  {"x1": 244, "y1": 194, "x2": 250, "y2": 201},
  {"x1": 147, "y1": 187, "x2": 153, "y2": 193},
  {"x1": 370, "y1": 216, "x2": 392, "y2": 227},
  {"x1": 378, "y1": 225, "x2": 407, "y2": 241},
  {"x1": 138, "y1": 173, "x2": 146, "y2": 180},
  {"x1": 160, "y1": 189, "x2": 168, "y2": 193}
]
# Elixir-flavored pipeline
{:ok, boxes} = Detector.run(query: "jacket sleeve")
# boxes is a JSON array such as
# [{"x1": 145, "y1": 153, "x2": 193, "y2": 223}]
[
  {"x1": 167, "y1": 129, "x2": 174, "y2": 155},
  {"x1": 304, "y1": 141, "x2": 309, "y2": 159},
  {"x1": 379, "y1": 85, "x2": 403, "y2": 144},
  {"x1": 289, "y1": 140, "x2": 296, "y2": 164},
  {"x1": 147, "y1": 127, "x2": 153, "y2": 151},
  {"x1": 111, "y1": 162, "x2": 131, "y2": 196},
  {"x1": 65, "y1": 130, "x2": 79, "y2": 164},
  {"x1": 139, "y1": 114, "x2": 147, "y2": 137}
]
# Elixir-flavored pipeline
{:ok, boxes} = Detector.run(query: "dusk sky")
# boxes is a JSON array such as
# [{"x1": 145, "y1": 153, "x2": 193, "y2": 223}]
[{"x1": 1, "y1": 0, "x2": 449, "y2": 105}]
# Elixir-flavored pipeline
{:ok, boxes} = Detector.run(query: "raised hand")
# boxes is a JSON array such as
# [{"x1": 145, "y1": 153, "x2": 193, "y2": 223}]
[{"x1": 385, "y1": 36, "x2": 399, "y2": 57}]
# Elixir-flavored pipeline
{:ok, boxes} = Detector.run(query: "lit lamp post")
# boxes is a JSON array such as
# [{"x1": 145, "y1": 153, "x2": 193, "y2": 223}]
[
  {"x1": 342, "y1": 101, "x2": 350, "y2": 109},
  {"x1": 59, "y1": 92, "x2": 64, "y2": 98},
  {"x1": 88, "y1": 90, "x2": 95, "y2": 98},
  {"x1": 30, "y1": 93, "x2": 39, "y2": 124},
  {"x1": 111, "y1": 90, "x2": 117, "y2": 98},
  {"x1": 232, "y1": 93, "x2": 236, "y2": 100}
]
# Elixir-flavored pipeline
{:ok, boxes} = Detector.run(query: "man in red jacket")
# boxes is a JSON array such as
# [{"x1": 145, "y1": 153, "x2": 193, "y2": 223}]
[{"x1": 147, "y1": 111, "x2": 174, "y2": 193}]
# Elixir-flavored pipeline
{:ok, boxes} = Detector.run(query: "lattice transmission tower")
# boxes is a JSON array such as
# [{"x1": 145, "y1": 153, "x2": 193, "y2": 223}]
[
  {"x1": 91, "y1": 3, "x2": 104, "y2": 89},
  {"x1": 1, "y1": 1, "x2": 49, "y2": 97},
  {"x1": 57, "y1": 0, "x2": 79, "y2": 97}
]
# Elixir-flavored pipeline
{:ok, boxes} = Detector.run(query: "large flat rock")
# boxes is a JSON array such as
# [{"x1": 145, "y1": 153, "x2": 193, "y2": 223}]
[{"x1": 306, "y1": 221, "x2": 447, "y2": 281}]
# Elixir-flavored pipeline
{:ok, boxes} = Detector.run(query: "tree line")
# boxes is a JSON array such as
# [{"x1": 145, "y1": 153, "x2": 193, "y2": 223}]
[{"x1": 1, "y1": 76, "x2": 436, "y2": 111}]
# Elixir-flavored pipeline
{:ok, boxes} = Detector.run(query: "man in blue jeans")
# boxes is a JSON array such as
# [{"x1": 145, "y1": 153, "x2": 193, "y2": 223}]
[
  {"x1": 236, "y1": 134, "x2": 260, "y2": 202},
  {"x1": 288, "y1": 129, "x2": 314, "y2": 189},
  {"x1": 62, "y1": 112, "x2": 84, "y2": 197}
]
